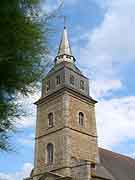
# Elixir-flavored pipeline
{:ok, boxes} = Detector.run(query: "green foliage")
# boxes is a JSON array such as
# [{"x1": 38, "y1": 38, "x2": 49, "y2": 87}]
[{"x1": 0, "y1": 0, "x2": 49, "y2": 151}]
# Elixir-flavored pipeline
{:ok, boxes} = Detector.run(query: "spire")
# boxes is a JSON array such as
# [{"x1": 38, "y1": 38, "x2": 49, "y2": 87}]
[
  {"x1": 57, "y1": 26, "x2": 72, "y2": 56},
  {"x1": 55, "y1": 25, "x2": 75, "y2": 64}
]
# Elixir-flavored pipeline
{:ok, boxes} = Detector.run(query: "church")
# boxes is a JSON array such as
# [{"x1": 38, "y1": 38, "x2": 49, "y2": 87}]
[{"x1": 24, "y1": 26, "x2": 135, "y2": 180}]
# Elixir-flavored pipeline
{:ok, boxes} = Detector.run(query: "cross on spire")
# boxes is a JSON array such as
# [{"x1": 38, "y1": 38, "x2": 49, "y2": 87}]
[{"x1": 64, "y1": 16, "x2": 67, "y2": 29}]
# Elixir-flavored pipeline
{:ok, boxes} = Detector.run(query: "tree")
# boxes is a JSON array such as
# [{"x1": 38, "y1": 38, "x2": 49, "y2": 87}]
[{"x1": 0, "y1": 0, "x2": 50, "y2": 151}]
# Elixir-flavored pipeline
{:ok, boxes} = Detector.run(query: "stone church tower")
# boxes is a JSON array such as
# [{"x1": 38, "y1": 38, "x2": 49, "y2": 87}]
[{"x1": 25, "y1": 26, "x2": 99, "y2": 180}]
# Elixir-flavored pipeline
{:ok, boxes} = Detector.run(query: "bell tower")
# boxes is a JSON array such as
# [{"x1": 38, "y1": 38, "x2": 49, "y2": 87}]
[{"x1": 27, "y1": 26, "x2": 98, "y2": 180}]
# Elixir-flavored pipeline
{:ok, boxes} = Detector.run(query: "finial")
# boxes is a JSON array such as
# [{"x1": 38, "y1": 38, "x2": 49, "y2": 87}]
[{"x1": 64, "y1": 16, "x2": 67, "y2": 29}]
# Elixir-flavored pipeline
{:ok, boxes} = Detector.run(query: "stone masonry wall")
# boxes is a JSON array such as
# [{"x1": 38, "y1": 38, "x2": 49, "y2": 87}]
[{"x1": 33, "y1": 91, "x2": 98, "y2": 179}]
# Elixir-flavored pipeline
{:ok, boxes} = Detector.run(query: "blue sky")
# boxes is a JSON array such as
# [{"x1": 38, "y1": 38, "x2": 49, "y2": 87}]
[{"x1": 1, "y1": 0, "x2": 135, "y2": 179}]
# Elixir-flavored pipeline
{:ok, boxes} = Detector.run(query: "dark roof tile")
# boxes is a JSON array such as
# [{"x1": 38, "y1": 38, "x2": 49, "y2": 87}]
[{"x1": 99, "y1": 148, "x2": 135, "y2": 180}]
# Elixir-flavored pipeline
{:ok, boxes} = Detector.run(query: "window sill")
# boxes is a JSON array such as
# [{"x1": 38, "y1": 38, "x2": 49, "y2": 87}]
[
  {"x1": 46, "y1": 162, "x2": 54, "y2": 166},
  {"x1": 47, "y1": 126, "x2": 54, "y2": 130}
]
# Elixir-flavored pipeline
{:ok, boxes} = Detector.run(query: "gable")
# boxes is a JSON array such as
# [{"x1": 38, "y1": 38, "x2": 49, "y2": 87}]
[{"x1": 99, "y1": 148, "x2": 135, "y2": 180}]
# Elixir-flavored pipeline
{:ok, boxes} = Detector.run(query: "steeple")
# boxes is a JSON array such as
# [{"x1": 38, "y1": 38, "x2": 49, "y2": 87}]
[
  {"x1": 55, "y1": 26, "x2": 75, "y2": 64},
  {"x1": 58, "y1": 26, "x2": 72, "y2": 56},
  {"x1": 26, "y1": 21, "x2": 98, "y2": 180}
]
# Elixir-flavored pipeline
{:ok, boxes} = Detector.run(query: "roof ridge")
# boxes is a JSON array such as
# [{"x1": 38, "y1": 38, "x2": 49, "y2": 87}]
[{"x1": 99, "y1": 147, "x2": 135, "y2": 161}]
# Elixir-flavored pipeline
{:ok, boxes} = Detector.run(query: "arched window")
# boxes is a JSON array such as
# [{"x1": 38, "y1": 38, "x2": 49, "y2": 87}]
[
  {"x1": 47, "y1": 143, "x2": 54, "y2": 164},
  {"x1": 91, "y1": 163, "x2": 96, "y2": 169},
  {"x1": 46, "y1": 80, "x2": 50, "y2": 91},
  {"x1": 70, "y1": 75, "x2": 75, "y2": 85},
  {"x1": 48, "y1": 112, "x2": 54, "y2": 128},
  {"x1": 80, "y1": 80, "x2": 84, "y2": 90},
  {"x1": 79, "y1": 112, "x2": 84, "y2": 127},
  {"x1": 56, "y1": 75, "x2": 61, "y2": 85}
]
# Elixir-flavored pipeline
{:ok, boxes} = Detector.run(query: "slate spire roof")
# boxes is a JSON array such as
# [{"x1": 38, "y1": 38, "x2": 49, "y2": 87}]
[
  {"x1": 57, "y1": 26, "x2": 72, "y2": 56},
  {"x1": 55, "y1": 26, "x2": 75, "y2": 64}
]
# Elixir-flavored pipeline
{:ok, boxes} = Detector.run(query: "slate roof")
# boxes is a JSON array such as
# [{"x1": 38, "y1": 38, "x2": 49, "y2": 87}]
[
  {"x1": 47, "y1": 61, "x2": 82, "y2": 77},
  {"x1": 92, "y1": 163, "x2": 115, "y2": 180},
  {"x1": 99, "y1": 148, "x2": 135, "y2": 180}
]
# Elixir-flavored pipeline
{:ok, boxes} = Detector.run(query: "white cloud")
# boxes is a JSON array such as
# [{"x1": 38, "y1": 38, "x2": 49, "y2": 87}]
[
  {"x1": 18, "y1": 134, "x2": 35, "y2": 147},
  {"x1": 17, "y1": 115, "x2": 36, "y2": 129},
  {"x1": 78, "y1": 1, "x2": 135, "y2": 149},
  {"x1": 42, "y1": 0, "x2": 74, "y2": 14},
  {"x1": 0, "y1": 163, "x2": 33, "y2": 180},
  {"x1": 41, "y1": 0, "x2": 63, "y2": 13},
  {"x1": 65, "y1": 0, "x2": 78, "y2": 5},
  {"x1": 96, "y1": 96, "x2": 135, "y2": 149},
  {"x1": 94, "y1": 0, "x2": 111, "y2": 9},
  {"x1": 91, "y1": 1, "x2": 135, "y2": 63},
  {"x1": 16, "y1": 92, "x2": 40, "y2": 128},
  {"x1": 76, "y1": 0, "x2": 135, "y2": 96},
  {"x1": 42, "y1": 0, "x2": 78, "y2": 13},
  {"x1": 91, "y1": 79, "x2": 122, "y2": 98},
  {"x1": 130, "y1": 151, "x2": 135, "y2": 159}
]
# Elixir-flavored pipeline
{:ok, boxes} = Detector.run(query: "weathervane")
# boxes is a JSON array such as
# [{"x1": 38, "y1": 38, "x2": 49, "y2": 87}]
[
  {"x1": 64, "y1": 16, "x2": 67, "y2": 28},
  {"x1": 57, "y1": 15, "x2": 68, "y2": 29}
]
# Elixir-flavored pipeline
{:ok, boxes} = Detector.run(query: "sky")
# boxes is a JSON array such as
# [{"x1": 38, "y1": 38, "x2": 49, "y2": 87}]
[{"x1": 1, "y1": 0, "x2": 135, "y2": 179}]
